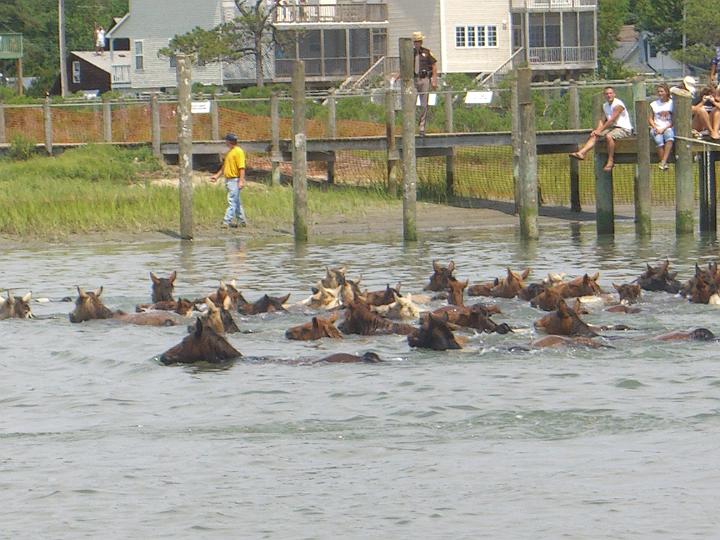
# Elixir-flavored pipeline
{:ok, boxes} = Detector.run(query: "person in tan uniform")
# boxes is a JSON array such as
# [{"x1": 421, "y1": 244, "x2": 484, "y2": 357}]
[{"x1": 412, "y1": 31, "x2": 437, "y2": 136}]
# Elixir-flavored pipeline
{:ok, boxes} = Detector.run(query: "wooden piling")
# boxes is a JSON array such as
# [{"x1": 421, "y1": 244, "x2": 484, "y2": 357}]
[
  {"x1": 270, "y1": 92, "x2": 281, "y2": 187},
  {"x1": 516, "y1": 67, "x2": 539, "y2": 240},
  {"x1": 211, "y1": 97, "x2": 220, "y2": 141},
  {"x1": 326, "y1": 87, "x2": 336, "y2": 184},
  {"x1": 710, "y1": 152, "x2": 718, "y2": 232},
  {"x1": 385, "y1": 82, "x2": 399, "y2": 196},
  {"x1": 176, "y1": 54, "x2": 194, "y2": 240},
  {"x1": 43, "y1": 97, "x2": 52, "y2": 155},
  {"x1": 568, "y1": 80, "x2": 581, "y2": 212},
  {"x1": 399, "y1": 37, "x2": 417, "y2": 241},
  {"x1": 102, "y1": 99, "x2": 112, "y2": 143},
  {"x1": 292, "y1": 61, "x2": 309, "y2": 242},
  {"x1": 151, "y1": 93, "x2": 162, "y2": 158},
  {"x1": 15, "y1": 58, "x2": 23, "y2": 96},
  {"x1": 593, "y1": 93, "x2": 614, "y2": 235},
  {"x1": 444, "y1": 90, "x2": 455, "y2": 198},
  {"x1": 511, "y1": 79, "x2": 520, "y2": 213},
  {"x1": 634, "y1": 92, "x2": 651, "y2": 236},
  {"x1": 699, "y1": 150, "x2": 710, "y2": 232},
  {"x1": 674, "y1": 92, "x2": 694, "y2": 235},
  {"x1": 0, "y1": 103, "x2": 5, "y2": 144}
]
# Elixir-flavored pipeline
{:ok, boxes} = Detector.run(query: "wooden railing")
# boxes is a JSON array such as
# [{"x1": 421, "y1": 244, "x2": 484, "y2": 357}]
[
  {"x1": 511, "y1": 0, "x2": 596, "y2": 8},
  {"x1": 273, "y1": 2, "x2": 387, "y2": 24}
]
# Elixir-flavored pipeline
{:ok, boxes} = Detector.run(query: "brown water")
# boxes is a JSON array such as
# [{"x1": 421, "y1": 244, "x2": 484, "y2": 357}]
[{"x1": 2, "y1": 222, "x2": 720, "y2": 539}]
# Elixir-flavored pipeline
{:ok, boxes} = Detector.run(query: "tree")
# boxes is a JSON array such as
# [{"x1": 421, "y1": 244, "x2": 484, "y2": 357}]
[
  {"x1": 597, "y1": 0, "x2": 631, "y2": 78},
  {"x1": 635, "y1": 0, "x2": 683, "y2": 54},
  {"x1": 161, "y1": 0, "x2": 285, "y2": 88}
]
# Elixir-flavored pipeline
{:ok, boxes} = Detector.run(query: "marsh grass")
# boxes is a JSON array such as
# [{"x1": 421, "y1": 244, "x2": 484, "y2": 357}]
[{"x1": 0, "y1": 146, "x2": 396, "y2": 237}]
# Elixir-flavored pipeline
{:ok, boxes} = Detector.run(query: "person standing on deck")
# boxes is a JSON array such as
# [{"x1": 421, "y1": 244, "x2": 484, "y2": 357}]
[
  {"x1": 211, "y1": 133, "x2": 248, "y2": 228},
  {"x1": 412, "y1": 31, "x2": 437, "y2": 137},
  {"x1": 569, "y1": 86, "x2": 633, "y2": 172}
]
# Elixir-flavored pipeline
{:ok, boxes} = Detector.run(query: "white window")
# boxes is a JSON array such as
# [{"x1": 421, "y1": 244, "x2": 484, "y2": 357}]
[
  {"x1": 487, "y1": 25, "x2": 498, "y2": 47},
  {"x1": 455, "y1": 26, "x2": 466, "y2": 48},
  {"x1": 72, "y1": 61, "x2": 81, "y2": 83},
  {"x1": 134, "y1": 40, "x2": 144, "y2": 70},
  {"x1": 477, "y1": 25, "x2": 486, "y2": 47},
  {"x1": 455, "y1": 24, "x2": 499, "y2": 48},
  {"x1": 466, "y1": 26, "x2": 476, "y2": 47}
]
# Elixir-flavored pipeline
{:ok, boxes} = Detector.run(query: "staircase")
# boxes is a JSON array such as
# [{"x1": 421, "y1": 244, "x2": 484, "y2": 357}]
[{"x1": 477, "y1": 48, "x2": 525, "y2": 88}]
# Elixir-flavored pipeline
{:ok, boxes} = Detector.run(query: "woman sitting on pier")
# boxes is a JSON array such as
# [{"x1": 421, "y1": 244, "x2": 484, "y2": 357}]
[{"x1": 648, "y1": 83, "x2": 674, "y2": 171}]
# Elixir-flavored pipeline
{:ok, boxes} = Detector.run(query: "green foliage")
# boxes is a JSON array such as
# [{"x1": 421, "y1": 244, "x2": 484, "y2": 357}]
[
  {"x1": 635, "y1": 0, "x2": 683, "y2": 54},
  {"x1": 0, "y1": 0, "x2": 128, "y2": 94},
  {"x1": 7, "y1": 134, "x2": 36, "y2": 161},
  {"x1": 597, "y1": 0, "x2": 631, "y2": 77}
]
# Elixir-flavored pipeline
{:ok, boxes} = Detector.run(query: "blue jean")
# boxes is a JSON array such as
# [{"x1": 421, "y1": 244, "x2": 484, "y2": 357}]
[
  {"x1": 651, "y1": 127, "x2": 675, "y2": 147},
  {"x1": 223, "y1": 178, "x2": 247, "y2": 225}
]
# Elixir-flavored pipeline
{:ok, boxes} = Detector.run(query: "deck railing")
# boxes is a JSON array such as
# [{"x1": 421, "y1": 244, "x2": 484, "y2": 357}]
[
  {"x1": 273, "y1": 2, "x2": 387, "y2": 24},
  {"x1": 511, "y1": 0, "x2": 596, "y2": 9},
  {"x1": 528, "y1": 46, "x2": 595, "y2": 65}
]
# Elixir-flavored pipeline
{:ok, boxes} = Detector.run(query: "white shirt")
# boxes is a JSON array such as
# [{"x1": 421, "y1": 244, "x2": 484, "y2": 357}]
[
  {"x1": 650, "y1": 98, "x2": 673, "y2": 131},
  {"x1": 603, "y1": 97, "x2": 633, "y2": 131}
]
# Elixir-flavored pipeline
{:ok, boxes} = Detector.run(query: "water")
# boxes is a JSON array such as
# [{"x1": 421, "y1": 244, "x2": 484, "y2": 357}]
[{"x1": 3, "y1": 223, "x2": 720, "y2": 539}]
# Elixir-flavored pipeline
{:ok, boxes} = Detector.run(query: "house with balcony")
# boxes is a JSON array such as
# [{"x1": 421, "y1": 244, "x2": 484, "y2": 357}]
[
  {"x1": 271, "y1": 1, "x2": 389, "y2": 84},
  {"x1": 102, "y1": 0, "x2": 389, "y2": 92},
  {"x1": 384, "y1": 0, "x2": 597, "y2": 84}
]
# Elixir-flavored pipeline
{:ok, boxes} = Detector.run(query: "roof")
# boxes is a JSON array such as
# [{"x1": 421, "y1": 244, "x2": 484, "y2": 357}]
[
  {"x1": 71, "y1": 50, "x2": 130, "y2": 73},
  {"x1": 106, "y1": 13, "x2": 129, "y2": 38}
]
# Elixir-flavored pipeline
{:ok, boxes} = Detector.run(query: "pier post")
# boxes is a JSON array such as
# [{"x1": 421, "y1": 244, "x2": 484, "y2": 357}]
[
  {"x1": 211, "y1": 97, "x2": 220, "y2": 141},
  {"x1": 634, "y1": 85, "x2": 652, "y2": 236},
  {"x1": 326, "y1": 87, "x2": 336, "y2": 185},
  {"x1": 270, "y1": 92, "x2": 281, "y2": 187},
  {"x1": 102, "y1": 99, "x2": 112, "y2": 143},
  {"x1": 699, "y1": 149, "x2": 710, "y2": 232},
  {"x1": 568, "y1": 80, "x2": 581, "y2": 212},
  {"x1": 444, "y1": 89, "x2": 455, "y2": 198},
  {"x1": 176, "y1": 54, "x2": 194, "y2": 240},
  {"x1": 292, "y1": 60, "x2": 309, "y2": 242},
  {"x1": 511, "y1": 77, "x2": 520, "y2": 212},
  {"x1": 151, "y1": 93, "x2": 161, "y2": 158},
  {"x1": 710, "y1": 152, "x2": 718, "y2": 232},
  {"x1": 674, "y1": 92, "x2": 694, "y2": 235},
  {"x1": 43, "y1": 97, "x2": 53, "y2": 155},
  {"x1": 0, "y1": 103, "x2": 6, "y2": 144},
  {"x1": 594, "y1": 93, "x2": 614, "y2": 235},
  {"x1": 385, "y1": 81, "x2": 399, "y2": 196},
  {"x1": 400, "y1": 37, "x2": 417, "y2": 241},
  {"x1": 516, "y1": 66, "x2": 539, "y2": 240}
]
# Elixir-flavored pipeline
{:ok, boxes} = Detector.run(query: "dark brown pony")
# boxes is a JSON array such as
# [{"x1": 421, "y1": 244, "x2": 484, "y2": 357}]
[
  {"x1": 339, "y1": 301, "x2": 415, "y2": 336},
  {"x1": 285, "y1": 313, "x2": 343, "y2": 340},
  {"x1": 150, "y1": 271, "x2": 177, "y2": 303},
  {"x1": 238, "y1": 293, "x2": 291, "y2": 315},
  {"x1": 160, "y1": 318, "x2": 242, "y2": 365},
  {"x1": 69, "y1": 287, "x2": 180, "y2": 326},
  {"x1": 408, "y1": 313, "x2": 464, "y2": 350},
  {"x1": 424, "y1": 260, "x2": 456, "y2": 292}
]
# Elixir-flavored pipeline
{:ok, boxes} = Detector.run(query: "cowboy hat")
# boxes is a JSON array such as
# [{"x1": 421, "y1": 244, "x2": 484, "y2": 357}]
[
  {"x1": 682, "y1": 75, "x2": 697, "y2": 94},
  {"x1": 412, "y1": 31, "x2": 425, "y2": 42}
]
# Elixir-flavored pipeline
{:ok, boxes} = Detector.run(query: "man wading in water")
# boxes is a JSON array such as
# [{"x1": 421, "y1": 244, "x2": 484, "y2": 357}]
[{"x1": 211, "y1": 133, "x2": 248, "y2": 228}]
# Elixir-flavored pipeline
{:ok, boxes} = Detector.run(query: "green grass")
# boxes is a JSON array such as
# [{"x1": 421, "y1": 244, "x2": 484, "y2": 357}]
[{"x1": 0, "y1": 146, "x2": 397, "y2": 238}]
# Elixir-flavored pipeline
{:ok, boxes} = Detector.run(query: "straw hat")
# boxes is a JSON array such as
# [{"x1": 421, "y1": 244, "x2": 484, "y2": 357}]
[
  {"x1": 412, "y1": 31, "x2": 425, "y2": 42},
  {"x1": 682, "y1": 75, "x2": 697, "y2": 94}
]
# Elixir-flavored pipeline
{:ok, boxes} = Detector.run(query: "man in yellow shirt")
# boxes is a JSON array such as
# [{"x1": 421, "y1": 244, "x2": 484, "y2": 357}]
[{"x1": 211, "y1": 133, "x2": 248, "y2": 228}]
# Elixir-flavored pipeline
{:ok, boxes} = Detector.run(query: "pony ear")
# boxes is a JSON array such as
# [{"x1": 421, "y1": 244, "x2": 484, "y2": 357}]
[
  {"x1": 95, "y1": 286, "x2": 103, "y2": 297},
  {"x1": 222, "y1": 295, "x2": 231, "y2": 310},
  {"x1": 447, "y1": 261, "x2": 455, "y2": 273},
  {"x1": 22, "y1": 292, "x2": 32, "y2": 303},
  {"x1": 462, "y1": 279, "x2": 469, "y2": 287},
  {"x1": 219, "y1": 280, "x2": 227, "y2": 290},
  {"x1": 169, "y1": 271, "x2": 177, "y2": 283},
  {"x1": 328, "y1": 312, "x2": 339, "y2": 323},
  {"x1": 432, "y1": 260, "x2": 441, "y2": 272},
  {"x1": 206, "y1": 297, "x2": 217, "y2": 310},
  {"x1": 591, "y1": 272, "x2": 600, "y2": 281},
  {"x1": 312, "y1": 317, "x2": 320, "y2": 330},
  {"x1": 77, "y1": 286, "x2": 87, "y2": 298},
  {"x1": 194, "y1": 317, "x2": 204, "y2": 337},
  {"x1": 613, "y1": 283, "x2": 620, "y2": 291},
  {"x1": 521, "y1": 268, "x2": 531, "y2": 280},
  {"x1": 557, "y1": 299, "x2": 569, "y2": 314},
  {"x1": 150, "y1": 272, "x2": 160, "y2": 284}
]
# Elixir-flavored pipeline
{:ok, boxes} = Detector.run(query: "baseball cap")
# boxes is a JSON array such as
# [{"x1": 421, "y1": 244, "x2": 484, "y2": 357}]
[{"x1": 224, "y1": 133, "x2": 238, "y2": 143}]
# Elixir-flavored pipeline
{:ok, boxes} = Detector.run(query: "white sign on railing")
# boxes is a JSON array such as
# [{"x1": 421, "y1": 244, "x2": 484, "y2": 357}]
[
  {"x1": 416, "y1": 93, "x2": 437, "y2": 107},
  {"x1": 191, "y1": 100, "x2": 211, "y2": 114},
  {"x1": 465, "y1": 91, "x2": 493, "y2": 105}
]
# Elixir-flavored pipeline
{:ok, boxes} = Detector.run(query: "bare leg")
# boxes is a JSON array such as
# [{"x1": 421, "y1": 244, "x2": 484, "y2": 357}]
[
  {"x1": 693, "y1": 107, "x2": 712, "y2": 133},
  {"x1": 711, "y1": 110, "x2": 720, "y2": 138},
  {"x1": 656, "y1": 145, "x2": 664, "y2": 163},
  {"x1": 575, "y1": 135, "x2": 598, "y2": 158},
  {"x1": 604, "y1": 134, "x2": 615, "y2": 170},
  {"x1": 662, "y1": 141, "x2": 673, "y2": 164}
]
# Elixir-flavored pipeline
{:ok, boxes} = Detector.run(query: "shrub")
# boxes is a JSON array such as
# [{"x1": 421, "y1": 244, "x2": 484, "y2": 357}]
[{"x1": 7, "y1": 134, "x2": 36, "y2": 161}]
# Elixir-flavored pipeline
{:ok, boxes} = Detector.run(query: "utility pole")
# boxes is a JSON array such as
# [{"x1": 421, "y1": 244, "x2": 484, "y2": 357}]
[
  {"x1": 59, "y1": 0, "x2": 68, "y2": 97},
  {"x1": 682, "y1": 0, "x2": 687, "y2": 77}
]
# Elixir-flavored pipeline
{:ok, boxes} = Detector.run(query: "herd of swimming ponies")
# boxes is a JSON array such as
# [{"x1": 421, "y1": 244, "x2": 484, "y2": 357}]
[{"x1": 2, "y1": 258, "x2": 719, "y2": 365}]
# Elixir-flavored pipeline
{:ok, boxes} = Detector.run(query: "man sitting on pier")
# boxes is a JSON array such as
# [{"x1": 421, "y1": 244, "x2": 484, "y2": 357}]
[{"x1": 570, "y1": 86, "x2": 633, "y2": 172}]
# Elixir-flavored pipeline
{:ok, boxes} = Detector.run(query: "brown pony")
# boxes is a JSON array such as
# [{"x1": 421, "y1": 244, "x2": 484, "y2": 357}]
[
  {"x1": 69, "y1": 287, "x2": 180, "y2": 326},
  {"x1": 285, "y1": 313, "x2": 343, "y2": 340},
  {"x1": 160, "y1": 318, "x2": 242, "y2": 365},
  {"x1": 0, "y1": 291, "x2": 33, "y2": 320},
  {"x1": 533, "y1": 299, "x2": 598, "y2": 337}
]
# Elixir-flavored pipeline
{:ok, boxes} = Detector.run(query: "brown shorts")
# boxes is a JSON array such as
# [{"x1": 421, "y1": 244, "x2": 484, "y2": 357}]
[{"x1": 598, "y1": 127, "x2": 632, "y2": 140}]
